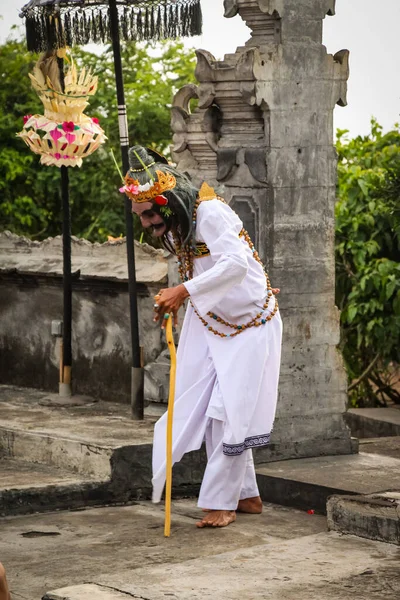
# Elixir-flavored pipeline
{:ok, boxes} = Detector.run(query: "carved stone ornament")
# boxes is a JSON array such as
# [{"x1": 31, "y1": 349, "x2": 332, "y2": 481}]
[
  {"x1": 171, "y1": 83, "x2": 221, "y2": 177},
  {"x1": 245, "y1": 148, "x2": 268, "y2": 183},
  {"x1": 224, "y1": 0, "x2": 336, "y2": 20},
  {"x1": 217, "y1": 148, "x2": 239, "y2": 182},
  {"x1": 223, "y1": 0, "x2": 239, "y2": 18},
  {"x1": 333, "y1": 49, "x2": 350, "y2": 107}
]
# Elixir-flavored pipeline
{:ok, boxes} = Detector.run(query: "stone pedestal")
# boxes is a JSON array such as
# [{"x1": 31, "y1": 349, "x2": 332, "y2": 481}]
[{"x1": 171, "y1": 0, "x2": 354, "y2": 459}]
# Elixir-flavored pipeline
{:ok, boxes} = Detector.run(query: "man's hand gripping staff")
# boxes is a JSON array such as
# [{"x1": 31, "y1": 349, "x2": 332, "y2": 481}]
[{"x1": 153, "y1": 284, "x2": 190, "y2": 329}]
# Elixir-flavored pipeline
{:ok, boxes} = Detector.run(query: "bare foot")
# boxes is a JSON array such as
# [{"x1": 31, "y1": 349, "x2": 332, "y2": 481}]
[
  {"x1": 196, "y1": 510, "x2": 236, "y2": 528},
  {"x1": 202, "y1": 496, "x2": 263, "y2": 514},
  {"x1": 237, "y1": 496, "x2": 263, "y2": 514}
]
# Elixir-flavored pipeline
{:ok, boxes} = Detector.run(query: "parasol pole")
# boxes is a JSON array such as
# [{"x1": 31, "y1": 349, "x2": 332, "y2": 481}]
[
  {"x1": 108, "y1": 0, "x2": 144, "y2": 419},
  {"x1": 164, "y1": 316, "x2": 177, "y2": 537},
  {"x1": 60, "y1": 164, "x2": 72, "y2": 394},
  {"x1": 57, "y1": 53, "x2": 72, "y2": 397}
]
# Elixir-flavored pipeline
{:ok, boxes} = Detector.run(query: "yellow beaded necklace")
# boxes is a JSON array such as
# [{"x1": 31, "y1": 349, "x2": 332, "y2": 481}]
[{"x1": 173, "y1": 187, "x2": 279, "y2": 339}]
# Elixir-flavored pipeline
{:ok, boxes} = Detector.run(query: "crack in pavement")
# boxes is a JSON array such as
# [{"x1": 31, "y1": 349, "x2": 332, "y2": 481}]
[{"x1": 87, "y1": 582, "x2": 156, "y2": 600}]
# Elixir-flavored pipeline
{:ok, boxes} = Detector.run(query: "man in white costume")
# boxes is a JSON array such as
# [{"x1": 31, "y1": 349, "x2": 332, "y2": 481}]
[{"x1": 121, "y1": 146, "x2": 282, "y2": 528}]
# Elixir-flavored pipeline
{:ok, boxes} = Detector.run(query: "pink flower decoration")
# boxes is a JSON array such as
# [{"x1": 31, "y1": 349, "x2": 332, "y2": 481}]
[
  {"x1": 62, "y1": 121, "x2": 75, "y2": 133},
  {"x1": 23, "y1": 114, "x2": 32, "y2": 125},
  {"x1": 126, "y1": 184, "x2": 139, "y2": 195},
  {"x1": 92, "y1": 117, "x2": 100, "y2": 125},
  {"x1": 54, "y1": 153, "x2": 62, "y2": 160},
  {"x1": 119, "y1": 183, "x2": 139, "y2": 195},
  {"x1": 50, "y1": 128, "x2": 63, "y2": 141},
  {"x1": 64, "y1": 133, "x2": 76, "y2": 144}
]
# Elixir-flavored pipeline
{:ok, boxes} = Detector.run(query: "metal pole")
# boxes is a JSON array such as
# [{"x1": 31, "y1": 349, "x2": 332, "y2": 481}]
[
  {"x1": 57, "y1": 54, "x2": 72, "y2": 397},
  {"x1": 60, "y1": 164, "x2": 72, "y2": 396},
  {"x1": 108, "y1": 0, "x2": 144, "y2": 419}
]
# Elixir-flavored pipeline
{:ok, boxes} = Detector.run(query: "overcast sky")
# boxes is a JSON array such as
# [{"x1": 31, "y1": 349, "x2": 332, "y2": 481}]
[{"x1": 2, "y1": 0, "x2": 399, "y2": 138}]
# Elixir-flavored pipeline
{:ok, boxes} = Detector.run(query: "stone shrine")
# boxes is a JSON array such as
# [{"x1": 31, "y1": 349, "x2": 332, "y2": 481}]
[{"x1": 170, "y1": 0, "x2": 354, "y2": 459}]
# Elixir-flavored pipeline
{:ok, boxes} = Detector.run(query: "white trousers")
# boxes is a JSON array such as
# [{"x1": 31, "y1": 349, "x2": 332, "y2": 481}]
[{"x1": 197, "y1": 417, "x2": 260, "y2": 510}]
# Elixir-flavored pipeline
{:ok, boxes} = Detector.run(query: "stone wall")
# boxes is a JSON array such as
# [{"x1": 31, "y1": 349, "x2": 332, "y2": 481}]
[
  {"x1": 0, "y1": 231, "x2": 168, "y2": 403},
  {"x1": 170, "y1": 0, "x2": 355, "y2": 459}
]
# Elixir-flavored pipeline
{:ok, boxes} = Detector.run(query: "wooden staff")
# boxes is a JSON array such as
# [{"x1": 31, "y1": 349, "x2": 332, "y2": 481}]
[{"x1": 164, "y1": 315, "x2": 177, "y2": 537}]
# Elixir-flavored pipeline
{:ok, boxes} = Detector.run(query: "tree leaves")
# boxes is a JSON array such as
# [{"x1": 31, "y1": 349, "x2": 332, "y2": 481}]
[
  {"x1": 336, "y1": 120, "x2": 400, "y2": 406},
  {"x1": 0, "y1": 36, "x2": 196, "y2": 242}
]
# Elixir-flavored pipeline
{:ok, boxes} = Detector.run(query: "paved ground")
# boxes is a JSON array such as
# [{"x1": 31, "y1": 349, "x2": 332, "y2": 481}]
[
  {"x1": 2, "y1": 500, "x2": 399, "y2": 600},
  {"x1": 0, "y1": 385, "x2": 157, "y2": 447},
  {"x1": 359, "y1": 436, "x2": 400, "y2": 459},
  {"x1": 256, "y1": 452, "x2": 400, "y2": 495},
  {"x1": 1, "y1": 385, "x2": 400, "y2": 599},
  {"x1": 345, "y1": 407, "x2": 400, "y2": 438},
  {"x1": 348, "y1": 407, "x2": 400, "y2": 426},
  {"x1": 0, "y1": 458, "x2": 88, "y2": 489}
]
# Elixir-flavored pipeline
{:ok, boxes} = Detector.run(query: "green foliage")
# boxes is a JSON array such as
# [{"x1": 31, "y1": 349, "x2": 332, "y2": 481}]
[
  {"x1": 0, "y1": 32, "x2": 196, "y2": 242},
  {"x1": 336, "y1": 119, "x2": 400, "y2": 406}
]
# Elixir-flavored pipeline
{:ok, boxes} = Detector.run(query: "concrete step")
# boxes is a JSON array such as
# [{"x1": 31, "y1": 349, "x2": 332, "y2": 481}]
[
  {"x1": 0, "y1": 385, "x2": 158, "y2": 503},
  {"x1": 0, "y1": 387, "x2": 204, "y2": 516},
  {"x1": 256, "y1": 451, "x2": 400, "y2": 514},
  {"x1": 0, "y1": 426, "x2": 114, "y2": 480},
  {"x1": 327, "y1": 491, "x2": 400, "y2": 546},
  {"x1": 0, "y1": 458, "x2": 113, "y2": 516},
  {"x1": 359, "y1": 436, "x2": 400, "y2": 459},
  {"x1": 344, "y1": 407, "x2": 400, "y2": 438},
  {"x1": 2, "y1": 385, "x2": 400, "y2": 524},
  {"x1": 0, "y1": 385, "x2": 156, "y2": 478}
]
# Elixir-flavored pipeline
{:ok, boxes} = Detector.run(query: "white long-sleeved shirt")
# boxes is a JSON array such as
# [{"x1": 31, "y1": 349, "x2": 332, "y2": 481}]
[{"x1": 183, "y1": 199, "x2": 269, "y2": 326}]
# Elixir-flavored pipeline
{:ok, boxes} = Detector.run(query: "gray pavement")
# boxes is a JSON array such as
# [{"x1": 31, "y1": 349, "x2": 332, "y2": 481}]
[
  {"x1": 348, "y1": 407, "x2": 400, "y2": 426},
  {"x1": 0, "y1": 458, "x2": 88, "y2": 489},
  {"x1": 2, "y1": 499, "x2": 399, "y2": 600},
  {"x1": 1, "y1": 384, "x2": 400, "y2": 599},
  {"x1": 0, "y1": 385, "x2": 156, "y2": 447},
  {"x1": 345, "y1": 407, "x2": 400, "y2": 438},
  {"x1": 359, "y1": 436, "x2": 400, "y2": 459},
  {"x1": 257, "y1": 452, "x2": 400, "y2": 495}
]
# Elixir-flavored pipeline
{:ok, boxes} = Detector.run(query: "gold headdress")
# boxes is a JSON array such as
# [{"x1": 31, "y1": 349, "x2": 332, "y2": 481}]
[{"x1": 121, "y1": 169, "x2": 177, "y2": 203}]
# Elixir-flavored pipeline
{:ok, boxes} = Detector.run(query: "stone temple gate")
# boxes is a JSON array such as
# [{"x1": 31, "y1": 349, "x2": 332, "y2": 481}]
[{"x1": 171, "y1": 0, "x2": 355, "y2": 460}]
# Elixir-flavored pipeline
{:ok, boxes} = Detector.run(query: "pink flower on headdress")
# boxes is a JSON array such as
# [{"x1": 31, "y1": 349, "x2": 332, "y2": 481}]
[
  {"x1": 119, "y1": 183, "x2": 139, "y2": 195},
  {"x1": 54, "y1": 153, "x2": 62, "y2": 160},
  {"x1": 23, "y1": 114, "x2": 32, "y2": 125},
  {"x1": 127, "y1": 184, "x2": 139, "y2": 195},
  {"x1": 62, "y1": 121, "x2": 75, "y2": 133},
  {"x1": 91, "y1": 117, "x2": 100, "y2": 125}
]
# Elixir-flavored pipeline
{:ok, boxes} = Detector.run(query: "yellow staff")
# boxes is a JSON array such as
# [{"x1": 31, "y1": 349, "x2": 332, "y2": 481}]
[{"x1": 164, "y1": 314, "x2": 177, "y2": 537}]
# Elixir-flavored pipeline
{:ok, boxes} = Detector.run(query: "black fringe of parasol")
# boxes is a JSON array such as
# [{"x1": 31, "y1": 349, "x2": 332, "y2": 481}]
[{"x1": 20, "y1": 1, "x2": 202, "y2": 52}]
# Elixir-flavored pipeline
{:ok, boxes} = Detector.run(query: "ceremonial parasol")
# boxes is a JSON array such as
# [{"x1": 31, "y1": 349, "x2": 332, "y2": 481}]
[{"x1": 18, "y1": 0, "x2": 202, "y2": 418}]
